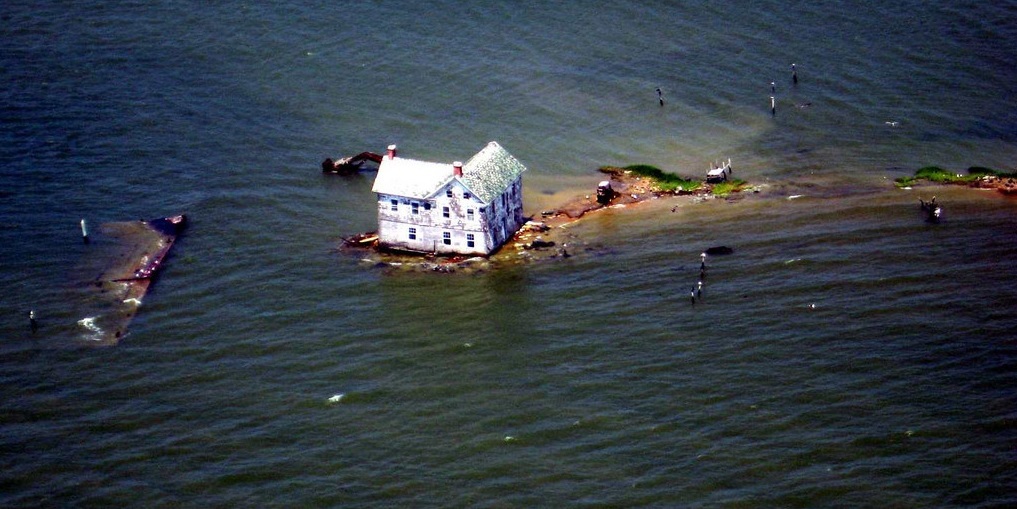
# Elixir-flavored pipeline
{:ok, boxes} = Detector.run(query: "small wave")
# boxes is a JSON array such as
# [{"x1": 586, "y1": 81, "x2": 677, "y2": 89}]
[
  {"x1": 78, "y1": 316, "x2": 100, "y2": 331},
  {"x1": 77, "y1": 316, "x2": 106, "y2": 341}
]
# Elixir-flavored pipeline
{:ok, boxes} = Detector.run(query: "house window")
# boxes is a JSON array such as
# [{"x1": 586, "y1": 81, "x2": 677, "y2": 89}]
[
  {"x1": 411, "y1": 203, "x2": 419, "y2": 215},
  {"x1": 467, "y1": 209, "x2": 474, "y2": 221},
  {"x1": 390, "y1": 199, "x2": 398, "y2": 211},
  {"x1": 424, "y1": 202, "x2": 431, "y2": 210},
  {"x1": 408, "y1": 227, "x2": 417, "y2": 240},
  {"x1": 443, "y1": 232, "x2": 451, "y2": 245},
  {"x1": 464, "y1": 192, "x2": 471, "y2": 199},
  {"x1": 443, "y1": 206, "x2": 450, "y2": 218},
  {"x1": 446, "y1": 189, "x2": 453, "y2": 198},
  {"x1": 467, "y1": 234, "x2": 475, "y2": 248}
]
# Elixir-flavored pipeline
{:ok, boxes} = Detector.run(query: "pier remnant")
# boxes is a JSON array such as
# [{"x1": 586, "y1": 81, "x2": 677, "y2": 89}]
[{"x1": 322, "y1": 152, "x2": 384, "y2": 174}]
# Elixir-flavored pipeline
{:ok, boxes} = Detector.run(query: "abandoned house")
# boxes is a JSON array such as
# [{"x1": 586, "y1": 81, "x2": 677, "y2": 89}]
[{"x1": 370, "y1": 141, "x2": 527, "y2": 256}]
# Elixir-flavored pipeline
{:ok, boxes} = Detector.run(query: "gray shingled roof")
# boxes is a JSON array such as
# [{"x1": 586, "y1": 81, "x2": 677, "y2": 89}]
[{"x1": 460, "y1": 141, "x2": 527, "y2": 204}]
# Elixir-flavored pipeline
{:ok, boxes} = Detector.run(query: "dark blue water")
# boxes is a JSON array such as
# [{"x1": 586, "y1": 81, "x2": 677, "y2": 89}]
[{"x1": 2, "y1": 1, "x2": 1016, "y2": 506}]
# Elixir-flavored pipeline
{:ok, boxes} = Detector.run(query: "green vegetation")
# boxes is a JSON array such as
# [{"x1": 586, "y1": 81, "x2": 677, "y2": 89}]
[
  {"x1": 917, "y1": 166, "x2": 968, "y2": 183},
  {"x1": 894, "y1": 166, "x2": 1014, "y2": 188},
  {"x1": 893, "y1": 175, "x2": 918, "y2": 188},
  {"x1": 599, "y1": 164, "x2": 702, "y2": 192},
  {"x1": 711, "y1": 179, "x2": 748, "y2": 197}
]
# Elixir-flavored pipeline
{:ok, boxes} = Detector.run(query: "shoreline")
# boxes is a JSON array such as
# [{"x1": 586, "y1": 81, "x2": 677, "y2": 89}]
[
  {"x1": 941, "y1": 175, "x2": 1017, "y2": 195},
  {"x1": 896, "y1": 167, "x2": 1017, "y2": 195},
  {"x1": 338, "y1": 165, "x2": 1016, "y2": 273},
  {"x1": 338, "y1": 168, "x2": 751, "y2": 271}
]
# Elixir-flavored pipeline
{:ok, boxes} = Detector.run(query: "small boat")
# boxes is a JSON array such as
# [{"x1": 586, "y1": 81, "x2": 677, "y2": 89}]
[{"x1": 706, "y1": 159, "x2": 733, "y2": 183}]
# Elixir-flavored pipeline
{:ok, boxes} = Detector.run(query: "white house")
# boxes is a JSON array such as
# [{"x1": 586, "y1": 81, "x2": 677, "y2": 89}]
[{"x1": 371, "y1": 142, "x2": 527, "y2": 256}]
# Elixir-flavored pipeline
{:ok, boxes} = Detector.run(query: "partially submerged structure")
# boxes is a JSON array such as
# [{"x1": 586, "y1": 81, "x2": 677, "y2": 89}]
[
  {"x1": 322, "y1": 151, "x2": 383, "y2": 174},
  {"x1": 371, "y1": 142, "x2": 527, "y2": 256},
  {"x1": 81, "y1": 215, "x2": 186, "y2": 344}
]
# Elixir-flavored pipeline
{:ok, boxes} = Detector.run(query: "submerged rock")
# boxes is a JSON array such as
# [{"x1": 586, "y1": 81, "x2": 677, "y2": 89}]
[
  {"x1": 705, "y1": 246, "x2": 734, "y2": 255},
  {"x1": 528, "y1": 237, "x2": 556, "y2": 249}
]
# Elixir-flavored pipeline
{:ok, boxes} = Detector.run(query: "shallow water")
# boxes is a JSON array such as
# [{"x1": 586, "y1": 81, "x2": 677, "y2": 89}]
[{"x1": 2, "y1": 0, "x2": 1016, "y2": 506}]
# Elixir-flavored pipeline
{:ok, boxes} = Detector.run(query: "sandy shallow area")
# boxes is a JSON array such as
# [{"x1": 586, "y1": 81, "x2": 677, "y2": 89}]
[
  {"x1": 339, "y1": 165, "x2": 1015, "y2": 273},
  {"x1": 339, "y1": 168, "x2": 745, "y2": 272}
]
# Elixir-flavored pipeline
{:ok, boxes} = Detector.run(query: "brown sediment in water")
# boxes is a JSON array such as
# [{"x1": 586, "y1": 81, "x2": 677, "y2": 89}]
[{"x1": 338, "y1": 169, "x2": 740, "y2": 271}]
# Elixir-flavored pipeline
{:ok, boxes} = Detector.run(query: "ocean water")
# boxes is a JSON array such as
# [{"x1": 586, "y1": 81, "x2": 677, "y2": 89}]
[{"x1": 2, "y1": 0, "x2": 1016, "y2": 506}]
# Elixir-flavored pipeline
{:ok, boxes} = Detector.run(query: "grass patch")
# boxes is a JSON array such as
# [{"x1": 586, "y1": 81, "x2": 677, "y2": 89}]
[
  {"x1": 711, "y1": 179, "x2": 748, "y2": 197},
  {"x1": 896, "y1": 166, "x2": 1014, "y2": 188},
  {"x1": 599, "y1": 164, "x2": 702, "y2": 192},
  {"x1": 916, "y1": 166, "x2": 968, "y2": 183}
]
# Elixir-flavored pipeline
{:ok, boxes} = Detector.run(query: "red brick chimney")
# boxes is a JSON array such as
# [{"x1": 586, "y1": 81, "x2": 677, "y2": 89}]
[
  {"x1": 453, "y1": 161, "x2": 463, "y2": 177},
  {"x1": 386, "y1": 144, "x2": 397, "y2": 159}
]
